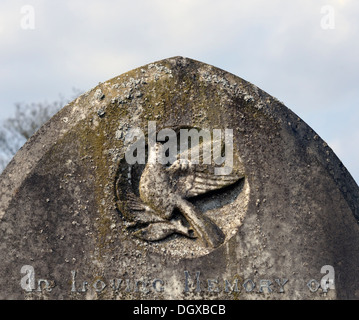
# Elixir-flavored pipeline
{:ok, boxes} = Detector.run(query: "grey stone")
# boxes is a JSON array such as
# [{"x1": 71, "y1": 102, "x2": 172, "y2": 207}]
[{"x1": 1, "y1": 56, "x2": 359, "y2": 300}]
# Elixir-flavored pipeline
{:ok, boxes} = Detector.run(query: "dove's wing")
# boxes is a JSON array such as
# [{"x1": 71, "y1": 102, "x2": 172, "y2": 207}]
[
  {"x1": 179, "y1": 169, "x2": 243, "y2": 198},
  {"x1": 126, "y1": 193, "x2": 166, "y2": 224},
  {"x1": 171, "y1": 134, "x2": 244, "y2": 198}
]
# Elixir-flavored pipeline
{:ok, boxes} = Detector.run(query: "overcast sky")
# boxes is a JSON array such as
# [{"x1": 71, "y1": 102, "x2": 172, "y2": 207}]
[{"x1": 0, "y1": 0, "x2": 358, "y2": 183}]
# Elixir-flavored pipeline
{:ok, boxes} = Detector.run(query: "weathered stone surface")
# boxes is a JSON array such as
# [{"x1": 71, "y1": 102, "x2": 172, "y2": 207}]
[{"x1": 1, "y1": 56, "x2": 359, "y2": 299}]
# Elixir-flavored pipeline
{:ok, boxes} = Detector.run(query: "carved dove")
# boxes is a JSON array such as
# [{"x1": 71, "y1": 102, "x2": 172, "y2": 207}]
[{"x1": 128, "y1": 142, "x2": 244, "y2": 248}]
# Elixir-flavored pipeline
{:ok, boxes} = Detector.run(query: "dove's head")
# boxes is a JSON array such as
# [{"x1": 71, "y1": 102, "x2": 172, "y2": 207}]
[{"x1": 148, "y1": 142, "x2": 165, "y2": 164}]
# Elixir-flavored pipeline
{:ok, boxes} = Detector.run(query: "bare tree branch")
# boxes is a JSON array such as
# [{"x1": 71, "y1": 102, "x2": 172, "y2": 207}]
[{"x1": 0, "y1": 88, "x2": 82, "y2": 173}]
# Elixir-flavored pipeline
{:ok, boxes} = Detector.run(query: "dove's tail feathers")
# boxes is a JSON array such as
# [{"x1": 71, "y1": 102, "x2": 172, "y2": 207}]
[
  {"x1": 133, "y1": 222, "x2": 177, "y2": 241},
  {"x1": 126, "y1": 192, "x2": 168, "y2": 224},
  {"x1": 177, "y1": 199, "x2": 225, "y2": 248},
  {"x1": 127, "y1": 193, "x2": 146, "y2": 211},
  {"x1": 133, "y1": 221, "x2": 195, "y2": 241}
]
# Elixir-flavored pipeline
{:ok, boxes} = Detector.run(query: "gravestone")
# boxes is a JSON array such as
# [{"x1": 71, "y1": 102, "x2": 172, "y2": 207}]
[{"x1": 1, "y1": 56, "x2": 359, "y2": 300}]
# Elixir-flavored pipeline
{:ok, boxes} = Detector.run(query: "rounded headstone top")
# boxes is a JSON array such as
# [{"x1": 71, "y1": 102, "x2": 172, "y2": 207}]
[{"x1": 1, "y1": 56, "x2": 359, "y2": 299}]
